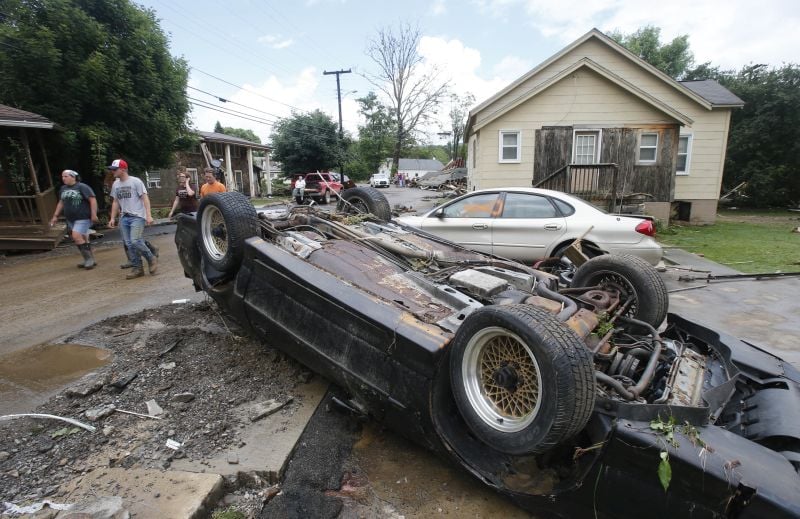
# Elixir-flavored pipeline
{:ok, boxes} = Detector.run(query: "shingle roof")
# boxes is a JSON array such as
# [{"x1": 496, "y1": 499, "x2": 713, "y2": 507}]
[
  {"x1": 0, "y1": 104, "x2": 55, "y2": 129},
  {"x1": 679, "y1": 80, "x2": 744, "y2": 107},
  {"x1": 199, "y1": 131, "x2": 271, "y2": 150},
  {"x1": 398, "y1": 158, "x2": 444, "y2": 171}
]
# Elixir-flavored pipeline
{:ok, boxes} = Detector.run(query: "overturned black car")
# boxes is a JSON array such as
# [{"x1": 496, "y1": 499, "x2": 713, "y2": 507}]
[{"x1": 176, "y1": 189, "x2": 800, "y2": 518}]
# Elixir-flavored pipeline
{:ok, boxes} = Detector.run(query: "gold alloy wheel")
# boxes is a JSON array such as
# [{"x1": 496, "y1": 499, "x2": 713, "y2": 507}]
[
  {"x1": 201, "y1": 204, "x2": 228, "y2": 261},
  {"x1": 461, "y1": 327, "x2": 543, "y2": 433}
]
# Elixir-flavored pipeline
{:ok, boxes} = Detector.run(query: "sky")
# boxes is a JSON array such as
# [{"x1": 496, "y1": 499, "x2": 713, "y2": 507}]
[{"x1": 135, "y1": 0, "x2": 800, "y2": 145}]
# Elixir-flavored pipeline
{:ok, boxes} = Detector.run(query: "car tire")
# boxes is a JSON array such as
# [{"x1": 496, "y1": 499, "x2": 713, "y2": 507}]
[
  {"x1": 197, "y1": 192, "x2": 258, "y2": 274},
  {"x1": 336, "y1": 186, "x2": 392, "y2": 221},
  {"x1": 449, "y1": 305, "x2": 595, "y2": 455},
  {"x1": 571, "y1": 254, "x2": 668, "y2": 328}
]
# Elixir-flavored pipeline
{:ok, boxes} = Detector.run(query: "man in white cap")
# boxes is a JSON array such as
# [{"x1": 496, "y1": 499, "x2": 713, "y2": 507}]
[
  {"x1": 49, "y1": 169, "x2": 98, "y2": 269},
  {"x1": 107, "y1": 159, "x2": 158, "y2": 279}
]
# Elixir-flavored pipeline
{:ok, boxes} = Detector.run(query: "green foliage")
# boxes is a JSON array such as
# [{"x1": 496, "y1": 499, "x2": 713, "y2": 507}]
[
  {"x1": 404, "y1": 145, "x2": 449, "y2": 164},
  {"x1": 211, "y1": 508, "x2": 245, "y2": 519},
  {"x1": 718, "y1": 64, "x2": 800, "y2": 207},
  {"x1": 350, "y1": 92, "x2": 397, "y2": 175},
  {"x1": 0, "y1": 0, "x2": 190, "y2": 181},
  {"x1": 658, "y1": 451, "x2": 672, "y2": 492},
  {"x1": 608, "y1": 26, "x2": 694, "y2": 79},
  {"x1": 218, "y1": 126, "x2": 261, "y2": 144},
  {"x1": 269, "y1": 110, "x2": 343, "y2": 175}
]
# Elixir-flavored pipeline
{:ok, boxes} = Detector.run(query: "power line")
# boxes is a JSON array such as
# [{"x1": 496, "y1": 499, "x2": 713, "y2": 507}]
[{"x1": 190, "y1": 67, "x2": 308, "y2": 113}]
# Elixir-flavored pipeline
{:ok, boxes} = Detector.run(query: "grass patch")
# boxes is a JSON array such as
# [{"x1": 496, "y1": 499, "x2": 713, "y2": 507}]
[{"x1": 660, "y1": 213, "x2": 800, "y2": 273}]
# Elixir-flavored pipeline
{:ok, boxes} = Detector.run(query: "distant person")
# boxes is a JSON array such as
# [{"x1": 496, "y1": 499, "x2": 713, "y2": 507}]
[
  {"x1": 200, "y1": 167, "x2": 226, "y2": 198},
  {"x1": 398, "y1": 172, "x2": 405, "y2": 187},
  {"x1": 107, "y1": 159, "x2": 158, "y2": 280},
  {"x1": 293, "y1": 175, "x2": 306, "y2": 205},
  {"x1": 168, "y1": 169, "x2": 198, "y2": 218},
  {"x1": 49, "y1": 169, "x2": 98, "y2": 269}
]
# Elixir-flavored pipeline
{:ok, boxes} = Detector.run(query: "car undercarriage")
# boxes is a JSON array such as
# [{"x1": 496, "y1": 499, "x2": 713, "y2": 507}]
[{"x1": 176, "y1": 191, "x2": 800, "y2": 518}]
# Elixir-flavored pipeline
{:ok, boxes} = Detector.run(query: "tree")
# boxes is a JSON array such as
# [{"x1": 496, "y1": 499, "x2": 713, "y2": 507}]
[
  {"x1": 270, "y1": 110, "x2": 343, "y2": 175},
  {"x1": 0, "y1": 0, "x2": 190, "y2": 183},
  {"x1": 351, "y1": 92, "x2": 397, "y2": 172},
  {"x1": 365, "y1": 22, "x2": 448, "y2": 173},
  {"x1": 443, "y1": 92, "x2": 475, "y2": 160},
  {"x1": 213, "y1": 121, "x2": 261, "y2": 144},
  {"x1": 720, "y1": 64, "x2": 800, "y2": 206},
  {"x1": 608, "y1": 26, "x2": 694, "y2": 79}
]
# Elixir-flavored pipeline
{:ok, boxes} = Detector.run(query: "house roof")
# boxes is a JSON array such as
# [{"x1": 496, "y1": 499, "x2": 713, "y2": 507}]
[
  {"x1": 679, "y1": 80, "x2": 744, "y2": 107},
  {"x1": 199, "y1": 131, "x2": 270, "y2": 151},
  {"x1": 0, "y1": 104, "x2": 55, "y2": 129},
  {"x1": 467, "y1": 28, "x2": 740, "y2": 135},
  {"x1": 397, "y1": 158, "x2": 444, "y2": 171}
]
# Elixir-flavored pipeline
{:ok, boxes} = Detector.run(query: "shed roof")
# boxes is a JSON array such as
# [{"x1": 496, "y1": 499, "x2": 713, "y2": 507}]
[
  {"x1": 0, "y1": 104, "x2": 55, "y2": 129},
  {"x1": 199, "y1": 131, "x2": 271, "y2": 151},
  {"x1": 679, "y1": 80, "x2": 745, "y2": 107},
  {"x1": 398, "y1": 158, "x2": 444, "y2": 171}
]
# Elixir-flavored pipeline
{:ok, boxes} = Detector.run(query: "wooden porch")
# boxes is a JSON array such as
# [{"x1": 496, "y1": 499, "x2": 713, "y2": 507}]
[{"x1": 0, "y1": 104, "x2": 63, "y2": 250}]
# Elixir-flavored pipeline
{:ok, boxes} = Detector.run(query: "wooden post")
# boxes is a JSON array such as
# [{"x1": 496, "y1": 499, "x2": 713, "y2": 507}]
[
  {"x1": 35, "y1": 129, "x2": 54, "y2": 190},
  {"x1": 247, "y1": 147, "x2": 255, "y2": 197},
  {"x1": 19, "y1": 129, "x2": 41, "y2": 194},
  {"x1": 608, "y1": 164, "x2": 619, "y2": 213}
]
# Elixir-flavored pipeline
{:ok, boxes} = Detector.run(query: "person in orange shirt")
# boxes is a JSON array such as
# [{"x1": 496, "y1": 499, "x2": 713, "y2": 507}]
[{"x1": 199, "y1": 167, "x2": 227, "y2": 198}]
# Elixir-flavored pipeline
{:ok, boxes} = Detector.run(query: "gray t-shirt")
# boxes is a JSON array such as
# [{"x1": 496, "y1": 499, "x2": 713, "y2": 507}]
[{"x1": 110, "y1": 176, "x2": 148, "y2": 218}]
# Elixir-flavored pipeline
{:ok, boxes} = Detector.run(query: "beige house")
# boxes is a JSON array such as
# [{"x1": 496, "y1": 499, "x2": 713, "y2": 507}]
[{"x1": 465, "y1": 28, "x2": 743, "y2": 224}]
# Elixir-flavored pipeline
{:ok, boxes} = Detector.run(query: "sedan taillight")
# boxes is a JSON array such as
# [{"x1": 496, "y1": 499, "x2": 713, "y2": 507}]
[{"x1": 635, "y1": 220, "x2": 655, "y2": 237}]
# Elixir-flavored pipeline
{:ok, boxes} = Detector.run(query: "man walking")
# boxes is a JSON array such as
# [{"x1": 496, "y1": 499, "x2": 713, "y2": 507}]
[
  {"x1": 107, "y1": 159, "x2": 158, "y2": 279},
  {"x1": 49, "y1": 169, "x2": 98, "y2": 269}
]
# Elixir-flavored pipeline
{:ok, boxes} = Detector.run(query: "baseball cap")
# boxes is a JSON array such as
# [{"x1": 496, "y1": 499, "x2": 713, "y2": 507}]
[{"x1": 107, "y1": 159, "x2": 128, "y2": 170}]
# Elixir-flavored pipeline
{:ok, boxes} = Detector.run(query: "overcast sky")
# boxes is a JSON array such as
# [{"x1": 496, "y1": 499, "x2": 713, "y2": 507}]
[{"x1": 136, "y1": 0, "x2": 799, "y2": 144}]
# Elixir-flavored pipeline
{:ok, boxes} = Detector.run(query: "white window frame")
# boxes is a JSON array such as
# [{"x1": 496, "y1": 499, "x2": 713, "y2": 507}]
[
  {"x1": 498, "y1": 130, "x2": 521, "y2": 163},
  {"x1": 676, "y1": 134, "x2": 692, "y2": 176},
  {"x1": 572, "y1": 129, "x2": 602, "y2": 164},
  {"x1": 145, "y1": 170, "x2": 161, "y2": 189},
  {"x1": 638, "y1": 132, "x2": 659, "y2": 164}
]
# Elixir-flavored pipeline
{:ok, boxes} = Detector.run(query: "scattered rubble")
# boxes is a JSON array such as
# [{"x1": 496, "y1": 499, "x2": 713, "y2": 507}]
[{"x1": 0, "y1": 301, "x2": 305, "y2": 517}]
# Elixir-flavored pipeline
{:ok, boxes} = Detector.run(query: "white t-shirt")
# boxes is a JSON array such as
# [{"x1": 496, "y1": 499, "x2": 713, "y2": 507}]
[{"x1": 111, "y1": 176, "x2": 148, "y2": 218}]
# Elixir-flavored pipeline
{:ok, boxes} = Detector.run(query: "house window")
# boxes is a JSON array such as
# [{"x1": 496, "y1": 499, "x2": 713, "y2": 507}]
[
  {"x1": 145, "y1": 170, "x2": 161, "y2": 189},
  {"x1": 573, "y1": 131, "x2": 600, "y2": 164},
  {"x1": 498, "y1": 131, "x2": 521, "y2": 163},
  {"x1": 639, "y1": 133, "x2": 658, "y2": 163},
  {"x1": 676, "y1": 135, "x2": 692, "y2": 175},
  {"x1": 186, "y1": 168, "x2": 199, "y2": 187},
  {"x1": 235, "y1": 170, "x2": 243, "y2": 192}
]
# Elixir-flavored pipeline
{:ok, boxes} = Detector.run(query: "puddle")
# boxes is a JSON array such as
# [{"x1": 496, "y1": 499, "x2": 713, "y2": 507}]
[{"x1": 0, "y1": 343, "x2": 111, "y2": 414}]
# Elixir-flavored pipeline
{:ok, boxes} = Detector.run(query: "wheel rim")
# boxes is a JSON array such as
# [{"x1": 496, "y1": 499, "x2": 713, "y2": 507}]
[
  {"x1": 345, "y1": 197, "x2": 369, "y2": 214},
  {"x1": 201, "y1": 205, "x2": 228, "y2": 261},
  {"x1": 585, "y1": 270, "x2": 638, "y2": 315},
  {"x1": 461, "y1": 327, "x2": 542, "y2": 433}
]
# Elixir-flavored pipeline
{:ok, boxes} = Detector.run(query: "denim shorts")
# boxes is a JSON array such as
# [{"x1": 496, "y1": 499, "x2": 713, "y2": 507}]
[{"x1": 69, "y1": 219, "x2": 91, "y2": 235}]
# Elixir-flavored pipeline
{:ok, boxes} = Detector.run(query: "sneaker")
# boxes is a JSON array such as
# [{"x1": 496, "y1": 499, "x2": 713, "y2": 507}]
[
  {"x1": 126, "y1": 267, "x2": 144, "y2": 280},
  {"x1": 147, "y1": 255, "x2": 158, "y2": 275}
]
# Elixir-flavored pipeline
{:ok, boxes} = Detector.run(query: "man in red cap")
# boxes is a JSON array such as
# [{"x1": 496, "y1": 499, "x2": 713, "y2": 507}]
[{"x1": 107, "y1": 159, "x2": 158, "y2": 279}]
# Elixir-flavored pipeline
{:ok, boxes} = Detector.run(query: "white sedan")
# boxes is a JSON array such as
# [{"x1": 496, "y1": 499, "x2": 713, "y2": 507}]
[{"x1": 395, "y1": 187, "x2": 662, "y2": 265}]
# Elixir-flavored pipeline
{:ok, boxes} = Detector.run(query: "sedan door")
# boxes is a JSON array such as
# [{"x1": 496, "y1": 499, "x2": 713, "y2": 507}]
[
  {"x1": 490, "y1": 192, "x2": 567, "y2": 262},
  {"x1": 416, "y1": 192, "x2": 500, "y2": 255}
]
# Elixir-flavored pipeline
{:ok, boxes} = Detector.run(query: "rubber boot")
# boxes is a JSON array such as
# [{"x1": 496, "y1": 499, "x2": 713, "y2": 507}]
[
  {"x1": 79, "y1": 243, "x2": 96, "y2": 269},
  {"x1": 146, "y1": 240, "x2": 159, "y2": 258},
  {"x1": 76, "y1": 244, "x2": 86, "y2": 268},
  {"x1": 147, "y1": 254, "x2": 158, "y2": 275},
  {"x1": 126, "y1": 267, "x2": 145, "y2": 279},
  {"x1": 120, "y1": 243, "x2": 133, "y2": 269}
]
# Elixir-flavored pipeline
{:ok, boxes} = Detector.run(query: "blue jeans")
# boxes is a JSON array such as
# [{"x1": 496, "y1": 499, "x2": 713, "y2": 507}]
[{"x1": 121, "y1": 214, "x2": 153, "y2": 268}]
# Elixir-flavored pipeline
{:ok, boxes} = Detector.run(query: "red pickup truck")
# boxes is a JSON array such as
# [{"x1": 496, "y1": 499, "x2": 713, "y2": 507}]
[{"x1": 292, "y1": 172, "x2": 343, "y2": 204}]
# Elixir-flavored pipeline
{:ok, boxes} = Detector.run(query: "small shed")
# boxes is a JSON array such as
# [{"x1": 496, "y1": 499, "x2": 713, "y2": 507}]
[{"x1": 0, "y1": 104, "x2": 62, "y2": 250}]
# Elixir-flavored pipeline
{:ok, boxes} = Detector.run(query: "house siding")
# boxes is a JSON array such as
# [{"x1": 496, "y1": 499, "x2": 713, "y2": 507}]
[{"x1": 470, "y1": 35, "x2": 735, "y2": 217}]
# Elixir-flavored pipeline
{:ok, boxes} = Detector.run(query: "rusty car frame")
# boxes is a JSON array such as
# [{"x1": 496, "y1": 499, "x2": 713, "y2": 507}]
[{"x1": 176, "y1": 191, "x2": 800, "y2": 518}]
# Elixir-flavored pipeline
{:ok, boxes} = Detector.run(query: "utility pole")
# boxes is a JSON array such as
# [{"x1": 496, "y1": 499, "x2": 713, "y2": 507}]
[{"x1": 323, "y1": 69, "x2": 351, "y2": 182}]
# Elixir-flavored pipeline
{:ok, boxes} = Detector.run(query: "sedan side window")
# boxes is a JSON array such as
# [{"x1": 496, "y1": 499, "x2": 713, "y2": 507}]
[
  {"x1": 440, "y1": 193, "x2": 499, "y2": 218},
  {"x1": 500, "y1": 193, "x2": 558, "y2": 218}
]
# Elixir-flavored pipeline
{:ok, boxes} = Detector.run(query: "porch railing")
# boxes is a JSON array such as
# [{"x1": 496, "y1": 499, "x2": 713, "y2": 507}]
[
  {"x1": 0, "y1": 187, "x2": 58, "y2": 226},
  {"x1": 533, "y1": 163, "x2": 619, "y2": 212}
]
